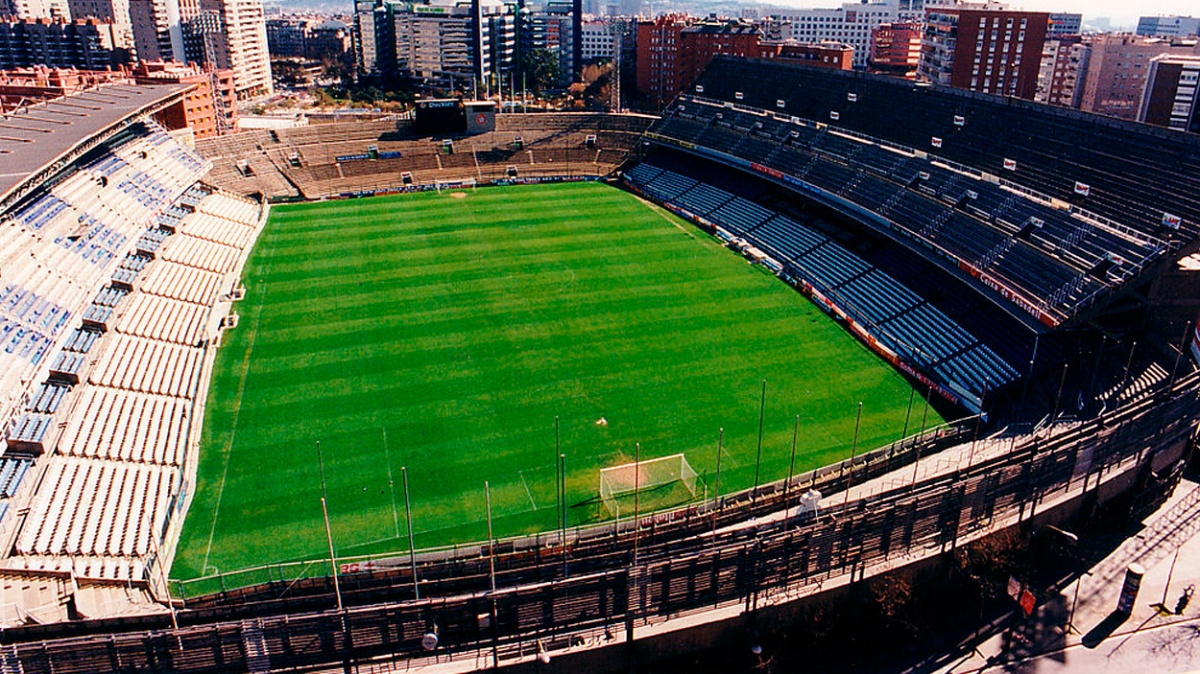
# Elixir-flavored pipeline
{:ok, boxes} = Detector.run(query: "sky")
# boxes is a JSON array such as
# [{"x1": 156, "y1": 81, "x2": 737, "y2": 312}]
[
  {"x1": 762, "y1": 0, "x2": 1197, "y2": 29},
  {"x1": 1014, "y1": 0, "x2": 1195, "y2": 26}
]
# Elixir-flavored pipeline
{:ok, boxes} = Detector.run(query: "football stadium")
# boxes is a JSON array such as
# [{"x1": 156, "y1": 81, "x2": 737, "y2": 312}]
[{"x1": 0, "y1": 58, "x2": 1199, "y2": 672}]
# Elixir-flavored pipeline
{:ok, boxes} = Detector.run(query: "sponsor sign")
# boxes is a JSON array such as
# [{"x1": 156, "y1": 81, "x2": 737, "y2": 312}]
[
  {"x1": 959, "y1": 260, "x2": 1060, "y2": 327},
  {"x1": 750, "y1": 162, "x2": 784, "y2": 179},
  {"x1": 931, "y1": 136, "x2": 943, "y2": 148},
  {"x1": 1020, "y1": 589, "x2": 1036, "y2": 615},
  {"x1": 339, "y1": 560, "x2": 378, "y2": 574},
  {"x1": 1003, "y1": 158, "x2": 1017, "y2": 171},
  {"x1": 1074, "y1": 181, "x2": 1090, "y2": 196},
  {"x1": 1163, "y1": 212, "x2": 1182, "y2": 229}
]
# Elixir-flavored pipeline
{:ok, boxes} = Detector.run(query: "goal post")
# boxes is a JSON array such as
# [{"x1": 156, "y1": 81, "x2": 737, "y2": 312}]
[
  {"x1": 599, "y1": 453, "x2": 699, "y2": 517},
  {"x1": 435, "y1": 178, "x2": 477, "y2": 193}
]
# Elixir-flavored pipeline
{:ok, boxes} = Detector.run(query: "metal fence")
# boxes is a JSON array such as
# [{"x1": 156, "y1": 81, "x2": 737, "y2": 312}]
[
  {"x1": 172, "y1": 416, "x2": 978, "y2": 603},
  {"x1": 7, "y1": 372, "x2": 1198, "y2": 673}
]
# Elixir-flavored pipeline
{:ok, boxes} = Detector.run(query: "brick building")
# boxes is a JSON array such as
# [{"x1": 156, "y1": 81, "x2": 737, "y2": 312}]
[
  {"x1": 869, "y1": 20, "x2": 920, "y2": 75},
  {"x1": 133, "y1": 59, "x2": 237, "y2": 137},
  {"x1": 1077, "y1": 34, "x2": 1200, "y2": 120},
  {"x1": 0, "y1": 65, "x2": 125, "y2": 111},
  {"x1": 635, "y1": 16, "x2": 760, "y2": 109},
  {"x1": 920, "y1": 6, "x2": 1049, "y2": 100},
  {"x1": 1035, "y1": 34, "x2": 1086, "y2": 107},
  {"x1": 766, "y1": 41, "x2": 853, "y2": 70}
]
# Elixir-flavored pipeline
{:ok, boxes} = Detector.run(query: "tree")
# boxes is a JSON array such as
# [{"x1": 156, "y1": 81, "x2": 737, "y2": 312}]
[
  {"x1": 272, "y1": 60, "x2": 307, "y2": 86},
  {"x1": 580, "y1": 62, "x2": 614, "y2": 111},
  {"x1": 522, "y1": 48, "x2": 561, "y2": 93}
]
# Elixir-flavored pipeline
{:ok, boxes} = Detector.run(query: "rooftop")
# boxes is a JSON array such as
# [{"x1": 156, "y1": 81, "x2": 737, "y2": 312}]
[{"x1": 0, "y1": 82, "x2": 187, "y2": 206}]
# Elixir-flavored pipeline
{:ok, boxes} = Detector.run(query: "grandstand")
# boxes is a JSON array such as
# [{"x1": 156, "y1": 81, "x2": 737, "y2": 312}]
[
  {"x1": 194, "y1": 113, "x2": 654, "y2": 200},
  {"x1": 12, "y1": 184, "x2": 264, "y2": 581},
  {"x1": 0, "y1": 84, "x2": 267, "y2": 625},
  {"x1": 0, "y1": 107, "x2": 649, "y2": 626},
  {"x1": 623, "y1": 57, "x2": 1200, "y2": 415}
]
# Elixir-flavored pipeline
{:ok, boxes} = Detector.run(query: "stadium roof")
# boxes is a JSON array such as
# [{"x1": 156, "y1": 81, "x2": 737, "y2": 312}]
[{"x1": 0, "y1": 82, "x2": 190, "y2": 209}]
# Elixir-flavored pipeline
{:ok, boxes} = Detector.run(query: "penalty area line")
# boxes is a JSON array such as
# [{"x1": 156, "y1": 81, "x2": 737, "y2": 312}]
[{"x1": 520, "y1": 471, "x2": 538, "y2": 510}]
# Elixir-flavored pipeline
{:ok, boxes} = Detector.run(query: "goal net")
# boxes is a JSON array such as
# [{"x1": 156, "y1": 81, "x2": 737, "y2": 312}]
[
  {"x1": 599, "y1": 453, "x2": 699, "y2": 517},
  {"x1": 435, "y1": 178, "x2": 477, "y2": 193}
]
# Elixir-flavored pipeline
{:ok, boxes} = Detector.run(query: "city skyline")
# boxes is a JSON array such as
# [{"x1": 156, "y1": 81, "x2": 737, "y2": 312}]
[{"x1": 762, "y1": 0, "x2": 1195, "y2": 28}]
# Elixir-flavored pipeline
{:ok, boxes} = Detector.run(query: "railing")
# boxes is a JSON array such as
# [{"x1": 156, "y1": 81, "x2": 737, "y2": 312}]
[
  {"x1": 682, "y1": 92, "x2": 1178, "y2": 253},
  {"x1": 647, "y1": 110, "x2": 1186, "y2": 328},
  {"x1": 9, "y1": 370, "x2": 1198, "y2": 673},
  {"x1": 170, "y1": 415, "x2": 976, "y2": 602}
]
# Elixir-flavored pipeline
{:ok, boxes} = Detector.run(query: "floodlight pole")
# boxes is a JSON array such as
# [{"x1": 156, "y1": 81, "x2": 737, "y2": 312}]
[
  {"x1": 901, "y1": 387, "x2": 915, "y2": 444},
  {"x1": 784, "y1": 414, "x2": 799, "y2": 508},
  {"x1": 1019, "y1": 334, "x2": 1040, "y2": 412},
  {"x1": 383, "y1": 428, "x2": 400, "y2": 539},
  {"x1": 911, "y1": 385, "x2": 932, "y2": 492},
  {"x1": 148, "y1": 534, "x2": 178, "y2": 630},
  {"x1": 1115, "y1": 340, "x2": 1137, "y2": 404},
  {"x1": 1161, "y1": 547, "x2": 1181, "y2": 608},
  {"x1": 555, "y1": 416, "x2": 562, "y2": 537},
  {"x1": 402, "y1": 466, "x2": 419, "y2": 599},
  {"x1": 316, "y1": 441, "x2": 343, "y2": 611},
  {"x1": 967, "y1": 378, "x2": 989, "y2": 467},
  {"x1": 1168, "y1": 321, "x2": 1193, "y2": 390},
  {"x1": 560, "y1": 452, "x2": 568, "y2": 578},
  {"x1": 632, "y1": 442, "x2": 641, "y2": 566},
  {"x1": 1052, "y1": 363, "x2": 1069, "y2": 421},
  {"x1": 1087, "y1": 336, "x2": 1107, "y2": 409},
  {"x1": 753, "y1": 380, "x2": 766, "y2": 497},
  {"x1": 485, "y1": 481, "x2": 499, "y2": 670},
  {"x1": 555, "y1": 416, "x2": 568, "y2": 577},
  {"x1": 712, "y1": 428, "x2": 723, "y2": 542},
  {"x1": 843, "y1": 402, "x2": 862, "y2": 511},
  {"x1": 316, "y1": 440, "x2": 328, "y2": 501},
  {"x1": 321, "y1": 496, "x2": 343, "y2": 612}
]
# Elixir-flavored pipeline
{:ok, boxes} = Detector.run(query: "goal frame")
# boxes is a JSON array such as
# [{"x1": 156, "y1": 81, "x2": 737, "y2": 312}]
[
  {"x1": 599, "y1": 453, "x2": 699, "y2": 517},
  {"x1": 435, "y1": 178, "x2": 477, "y2": 193}
]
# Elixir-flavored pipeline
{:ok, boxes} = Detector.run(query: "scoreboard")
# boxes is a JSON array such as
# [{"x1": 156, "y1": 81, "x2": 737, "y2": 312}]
[{"x1": 414, "y1": 99, "x2": 496, "y2": 136}]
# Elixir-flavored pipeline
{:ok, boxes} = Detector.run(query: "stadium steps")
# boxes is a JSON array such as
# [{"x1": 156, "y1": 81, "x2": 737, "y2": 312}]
[{"x1": 649, "y1": 92, "x2": 1179, "y2": 324}]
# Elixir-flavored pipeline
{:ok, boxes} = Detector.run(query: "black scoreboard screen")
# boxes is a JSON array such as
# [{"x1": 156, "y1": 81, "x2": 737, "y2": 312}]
[{"x1": 414, "y1": 99, "x2": 467, "y2": 134}]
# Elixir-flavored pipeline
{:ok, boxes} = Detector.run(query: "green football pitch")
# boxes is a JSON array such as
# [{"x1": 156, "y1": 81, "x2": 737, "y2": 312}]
[{"x1": 171, "y1": 181, "x2": 942, "y2": 582}]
